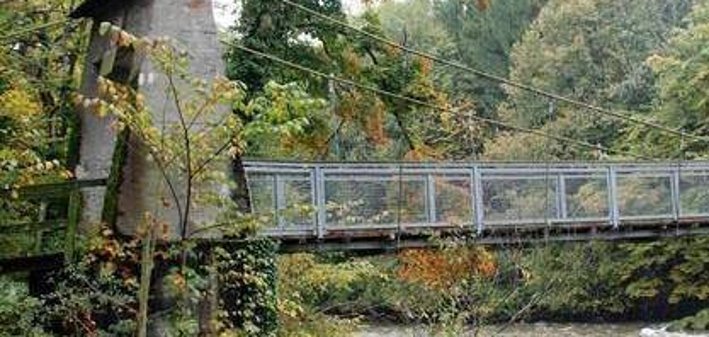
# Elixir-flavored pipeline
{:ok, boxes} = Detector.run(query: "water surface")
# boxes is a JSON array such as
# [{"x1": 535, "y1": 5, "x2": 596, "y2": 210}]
[{"x1": 355, "y1": 323, "x2": 708, "y2": 337}]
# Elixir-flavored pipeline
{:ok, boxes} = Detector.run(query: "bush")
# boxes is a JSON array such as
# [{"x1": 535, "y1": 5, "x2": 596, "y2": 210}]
[{"x1": 0, "y1": 277, "x2": 50, "y2": 337}]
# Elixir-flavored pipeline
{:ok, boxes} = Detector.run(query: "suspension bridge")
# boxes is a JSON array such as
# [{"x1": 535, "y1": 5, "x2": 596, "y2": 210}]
[{"x1": 3, "y1": 160, "x2": 709, "y2": 272}]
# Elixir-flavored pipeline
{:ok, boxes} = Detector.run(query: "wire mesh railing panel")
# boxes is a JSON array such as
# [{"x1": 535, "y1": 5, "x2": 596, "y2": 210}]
[
  {"x1": 0, "y1": 219, "x2": 68, "y2": 258},
  {"x1": 242, "y1": 162, "x2": 709, "y2": 238},
  {"x1": 1, "y1": 193, "x2": 67, "y2": 257},
  {"x1": 1, "y1": 179, "x2": 102, "y2": 260},
  {"x1": 564, "y1": 175, "x2": 609, "y2": 220},
  {"x1": 680, "y1": 170, "x2": 709, "y2": 216},
  {"x1": 433, "y1": 176, "x2": 472, "y2": 226},
  {"x1": 324, "y1": 174, "x2": 426, "y2": 227},
  {"x1": 617, "y1": 173, "x2": 673, "y2": 218},
  {"x1": 247, "y1": 174, "x2": 276, "y2": 227},
  {"x1": 280, "y1": 175, "x2": 314, "y2": 228},
  {"x1": 482, "y1": 176, "x2": 558, "y2": 224}
]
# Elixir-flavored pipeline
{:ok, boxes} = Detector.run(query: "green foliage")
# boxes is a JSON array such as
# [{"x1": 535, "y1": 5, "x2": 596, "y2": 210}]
[
  {"x1": 487, "y1": 0, "x2": 693, "y2": 160},
  {"x1": 0, "y1": 277, "x2": 51, "y2": 337},
  {"x1": 42, "y1": 261, "x2": 137, "y2": 336},
  {"x1": 277, "y1": 253, "x2": 382, "y2": 337},
  {"x1": 434, "y1": 0, "x2": 546, "y2": 120},
  {"x1": 226, "y1": 0, "x2": 344, "y2": 95},
  {"x1": 218, "y1": 239, "x2": 279, "y2": 336},
  {"x1": 276, "y1": 239, "x2": 709, "y2": 331},
  {"x1": 0, "y1": 0, "x2": 83, "y2": 187},
  {"x1": 671, "y1": 308, "x2": 709, "y2": 331},
  {"x1": 629, "y1": 0, "x2": 709, "y2": 158},
  {"x1": 619, "y1": 238, "x2": 709, "y2": 306},
  {"x1": 377, "y1": 0, "x2": 453, "y2": 55},
  {"x1": 228, "y1": 0, "x2": 478, "y2": 161},
  {"x1": 0, "y1": 0, "x2": 85, "y2": 265},
  {"x1": 243, "y1": 81, "x2": 329, "y2": 158}
]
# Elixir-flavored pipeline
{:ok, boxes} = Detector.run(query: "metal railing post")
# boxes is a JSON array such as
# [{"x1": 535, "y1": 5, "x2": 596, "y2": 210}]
[
  {"x1": 35, "y1": 201, "x2": 48, "y2": 255},
  {"x1": 274, "y1": 175, "x2": 286, "y2": 228},
  {"x1": 314, "y1": 166, "x2": 326, "y2": 239},
  {"x1": 426, "y1": 174, "x2": 437, "y2": 223},
  {"x1": 671, "y1": 165, "x2": 681, "y2": 221},
  {"x1": 65, "y1": 189, "x2": 81, "y2": 263},
  {"x1": 607, "y1": 166, "x2": 620, "y2": 228},
  {"x1": 556, "y1": 174, "x2": 567, "y2": 219},
  {"x1": 472, "y1": 165, "x2": 484, "y2": 234}
]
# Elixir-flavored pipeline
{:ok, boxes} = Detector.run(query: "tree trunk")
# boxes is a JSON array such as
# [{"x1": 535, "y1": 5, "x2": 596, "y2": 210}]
[{"x1": 197, "y1": 245, "x2": 218, "y2": 337}]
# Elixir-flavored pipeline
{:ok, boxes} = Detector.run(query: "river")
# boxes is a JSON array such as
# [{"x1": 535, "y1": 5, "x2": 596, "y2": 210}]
[{"x1": 355, "y1": 323, "x2": 709, "y2": 337}]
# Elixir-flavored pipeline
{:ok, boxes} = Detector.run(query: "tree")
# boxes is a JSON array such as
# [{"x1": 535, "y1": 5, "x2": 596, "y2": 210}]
[
  {"x1": 0, "y1": 0, "x2": 82, "y2": 188},
  {"x1": 228, "y1": 0, "x2": 479, "y2": 160},
  {"x1": 0, "y1": 0, "x2": 85, "y2": 263},
  {"x1": 629, "y1": 0, "x2": 709, "y2": 159},
  {"x1": 485, "y1": 0, "x2": 693, "y2": 160},
  {"x1": 434, "y1": 0, "x2": 546, "y2": 121}
]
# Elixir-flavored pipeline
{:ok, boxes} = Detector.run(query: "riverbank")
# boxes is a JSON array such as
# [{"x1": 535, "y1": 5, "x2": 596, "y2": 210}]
[
  {"x1": 277, "y1": 239, "x2": 709, "y2": 336},
  {"x1": 354, "y1": 323, "x2": 709, "y2": 337}
]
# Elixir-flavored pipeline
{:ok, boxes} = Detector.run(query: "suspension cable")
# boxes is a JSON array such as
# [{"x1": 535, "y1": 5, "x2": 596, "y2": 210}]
[
  {"x1": 223, "y1": 41, "x2": 652, "y2": 161},
  {"x1": 278, "y1": 0, "x2": 707, "y2": 144}
]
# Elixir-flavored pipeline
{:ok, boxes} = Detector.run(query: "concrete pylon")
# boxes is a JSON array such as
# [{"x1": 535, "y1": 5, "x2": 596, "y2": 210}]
[{"x1": 72, "y1": 0, "x2": 228, "y2": 237}]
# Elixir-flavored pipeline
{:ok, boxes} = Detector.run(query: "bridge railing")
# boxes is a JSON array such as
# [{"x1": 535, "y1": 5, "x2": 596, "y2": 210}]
[
  {"x1": 0, "y1": 179, "x2": 106, "y2": 261},
  {"x1": 4, "y1": 163, "x2": 707, "y2": 254},
  {"x1": 244, "y1": 162, "x2": 709, "y2": 238}
]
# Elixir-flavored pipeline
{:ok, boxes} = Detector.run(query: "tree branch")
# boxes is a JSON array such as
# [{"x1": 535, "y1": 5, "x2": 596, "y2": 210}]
[{"x1": 167, "y1": 72, "x2": 193, "y2": 242}]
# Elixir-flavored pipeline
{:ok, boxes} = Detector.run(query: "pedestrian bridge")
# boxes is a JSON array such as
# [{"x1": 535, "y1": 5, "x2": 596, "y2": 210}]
[
  {"x1": 3, "y1": 160, "x2": 709, "y2": 272},
  {"x1": 246, "y1": 161, "x2": 709, "y2": 249}
]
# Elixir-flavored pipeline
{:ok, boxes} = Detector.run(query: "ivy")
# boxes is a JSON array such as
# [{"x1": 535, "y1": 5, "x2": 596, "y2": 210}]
[{"x1": 217, "y1": 238, "x2": 278, "y2": 336}]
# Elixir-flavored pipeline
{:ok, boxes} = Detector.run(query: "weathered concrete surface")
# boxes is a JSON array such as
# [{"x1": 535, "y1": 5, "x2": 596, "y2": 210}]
[
  {"x1": 75, "y1": 0, "x2": 227, "y2": 237},
  {"x1": 74, "y1": 6, "x2": 130, "y2": 229},
  {"x1": 115, "y1": 0, "x2": 228, "y2": 237}
]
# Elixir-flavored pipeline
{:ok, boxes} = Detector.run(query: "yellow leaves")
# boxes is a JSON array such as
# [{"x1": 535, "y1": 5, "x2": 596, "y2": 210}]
[
  {"x1": 277, "y1": 297, "x2": 305, "y2": 319},
  {"x1": 97, "y1": 22, "x2": 138, "y2": 48},
  {"x1": 167, "y1": 272, "x2": 188, "y2": 293},
  {"x1": 397, "y1": 247, "x2": 496, "y2": 290},
  {"x1": 341, "y1": 47, "x2": 362, "y2": 76},
  {"x1": 415, "y1": 55, "x2": 434, "y2": 75},
  {"x1": 365, "y1": 99, "x2": 388, "y2": 146},
  {"x1": 404, "y1": 144, "x2": 440, "y2": 161},
  {"x1": 0, "y1": 87, "x2": 40, "y2": 118}
]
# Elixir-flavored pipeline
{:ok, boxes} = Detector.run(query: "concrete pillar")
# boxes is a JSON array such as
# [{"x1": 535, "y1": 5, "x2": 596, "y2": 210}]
[
  {"x1": 74, "y1": 0, "x2": 227, "y2": 237},
  {"x1": 115, "y1": 0, "x2": 228, "y2": 237},
  {"x1": 74, "y1": 4, "x2": 135, "y2": 229}
]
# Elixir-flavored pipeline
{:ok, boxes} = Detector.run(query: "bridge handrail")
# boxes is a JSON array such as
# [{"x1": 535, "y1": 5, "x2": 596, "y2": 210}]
[
  {"x1": 1, "y1": 178, "x2": 107, "y2": 199},
  {"x1": 243, "y1": 159, "x2": 709, "y2": 168},
  {"x1": 1, "y1": 178, "x2": 107, "y2": 260},
  {"x1": 243, "y1": 161, "x2": 709, "y2": 239}
]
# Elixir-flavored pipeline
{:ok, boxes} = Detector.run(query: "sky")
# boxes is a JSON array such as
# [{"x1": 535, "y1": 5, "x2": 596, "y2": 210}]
[{"x1": 212, "y1": 0, "x2": 368, "y2": 30}]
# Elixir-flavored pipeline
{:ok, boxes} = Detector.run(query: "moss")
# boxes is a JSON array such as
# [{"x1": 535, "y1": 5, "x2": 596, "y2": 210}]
[{"x1": 100, "y1": 129, "x2": 129, "y2": 226}]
